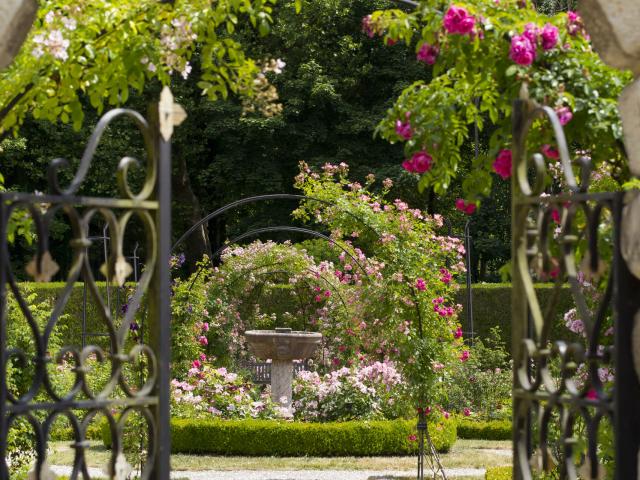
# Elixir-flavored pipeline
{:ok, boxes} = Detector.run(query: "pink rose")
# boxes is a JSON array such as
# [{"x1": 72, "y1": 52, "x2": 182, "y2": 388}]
[
  {"x1": 510, "y1": 34, "x2": 536, "y2": 66},
  {"x1": 443, "y1": 6, "x2": 476, "y2": 35},
  {"x1": 417, "y1": 43, "x2": 439, "y2": 65},
  {"x1": 567, "y1": 11, "x2": 583, "y2": 36},
  {"x1": 463, "y1": 407, "x2": 471, "y2": 416},
  {"x1": 551, "y1": 208, "x2": 561, "y2": 225},
  {"x1": 460, "y1": 350, "x2": 470, "y2": 362},
  {"x1": 361, "y1": 15, "x2": 375, "y2": 38},
  {"x1": 415, "y1": 278, "x2": 426, "y2": 291},
  {"x1": 541, "y1": 23, "x2": 559, "y2": 50},
  {"x1": 541, "y1": 144, "x2": 559, "y2": 159},
  {"x1": 522, "y1": 23, "x2": 539, "y2": 44},
  {"x1": 493, "y1": 149, "x2": 512, "y2": 179},
  {"x1": 199, "y1": 335, "x2": 208, "y2": 346},
  {"x1": 556, "y1": 106, "x2": 573, "y2": 126}
]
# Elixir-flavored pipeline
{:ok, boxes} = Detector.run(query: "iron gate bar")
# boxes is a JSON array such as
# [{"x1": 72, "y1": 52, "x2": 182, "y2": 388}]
[
  {"x1": 0, "y1": 95, "x2": 175, "y2": 479},
  {"x1": 171, "y1": 193, "x2": 382, "y2": 253},
  {"x1": 511, "y1": 95, "x2": 640, "y2": 479}
]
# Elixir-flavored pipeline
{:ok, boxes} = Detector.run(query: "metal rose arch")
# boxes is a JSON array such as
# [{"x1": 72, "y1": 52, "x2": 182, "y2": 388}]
[
  {"x1": 0, "y1": 87, "x2": 183, "y2": 479},
  {"x1": 510, "y1": 93, "x2": 640, "y2": 480}
]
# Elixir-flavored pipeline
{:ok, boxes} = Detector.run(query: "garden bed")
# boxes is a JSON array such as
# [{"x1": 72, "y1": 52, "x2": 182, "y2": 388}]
[{"x1": 101, "y1": 418, "x2": 456, "y2": 456}]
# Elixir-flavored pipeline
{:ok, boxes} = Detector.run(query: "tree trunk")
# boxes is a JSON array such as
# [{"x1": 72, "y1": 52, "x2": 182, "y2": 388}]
[{"x1": 172, "y1": 151, "x2": 211, "y2": 272}]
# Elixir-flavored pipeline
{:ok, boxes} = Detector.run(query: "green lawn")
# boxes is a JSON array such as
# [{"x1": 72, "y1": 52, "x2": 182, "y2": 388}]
[{"x1": 48, "y1": 438, "x2": 511, "y2": 472}]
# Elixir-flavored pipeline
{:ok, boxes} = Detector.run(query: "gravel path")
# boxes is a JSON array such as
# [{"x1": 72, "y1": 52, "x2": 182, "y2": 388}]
[{"x1": 51, "y1": 465, "x2": 486, "y2": 479}]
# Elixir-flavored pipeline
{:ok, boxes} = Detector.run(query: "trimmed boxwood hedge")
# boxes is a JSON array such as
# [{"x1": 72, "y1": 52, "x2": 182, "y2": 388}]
[
  {"x1": 455, "y1": 283, "x2": 574, "y2": 350},
  {"x1": 17, "y1": 282, "x2": 573, "y2": 349},
  {"x1": 102, "y1": 418, "x2": 456, "y2": 456},
  {"x1": 485, "y1": 466, "x2": 512, "y2": 479},
  {"x1": 456, "y1": 418, "x2": 511, "y2": 441},
  {"x1": 17, "y1": 282, "x2": 575, "y2": 350}
]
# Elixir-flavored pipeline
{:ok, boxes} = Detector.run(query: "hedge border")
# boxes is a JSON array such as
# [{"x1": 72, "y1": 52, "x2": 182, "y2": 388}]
[
  {"x1": 455, "y1": 283, "x2": 575, "y2": 350},
  {"x1": 456, "y1": 418, "x2": 511, "y2": 441},
  {"x1": 13, "y1": 282, "x2": 578, "y2": 354},
  {"x1": 102, "y1": 418, "x2": 456, "y2": 456}
]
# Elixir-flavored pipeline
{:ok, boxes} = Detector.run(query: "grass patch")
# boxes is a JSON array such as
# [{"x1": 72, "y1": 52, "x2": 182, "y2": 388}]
[{"x1": 48, "y1": 439, "x2": 511, "y2": 472}]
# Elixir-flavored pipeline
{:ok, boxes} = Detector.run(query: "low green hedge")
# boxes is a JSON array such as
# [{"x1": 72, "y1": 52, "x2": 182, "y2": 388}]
[
  {"x1": 485, "y1": 466, "x2": 512, "y2": 479},
  {"x1": 455, "y1": 283, "x2": 574, "y2": 350},
  {"x1": 102, "y1": 418, "x2": 456, "y2": 456},
  {"x1": 456, "y1": 418, "x2": 511, "y2": 441},
  {"x1": 17, "y1": 282, "x2": 575, "y2": 351}
]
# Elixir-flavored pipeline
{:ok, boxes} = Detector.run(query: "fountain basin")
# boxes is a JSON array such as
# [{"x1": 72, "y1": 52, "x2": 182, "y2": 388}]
[
  {"x1": 245, "y1": 328, "x2": 322, "y2": 413},
  {"x1": 245, "y1": 328, "x2": 322, "y2": 361}
]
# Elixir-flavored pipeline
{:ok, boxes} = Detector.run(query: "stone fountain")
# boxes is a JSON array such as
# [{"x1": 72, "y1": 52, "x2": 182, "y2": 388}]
[{"x1": 245, "y1": 327, "x2": 322, "y2": 412}]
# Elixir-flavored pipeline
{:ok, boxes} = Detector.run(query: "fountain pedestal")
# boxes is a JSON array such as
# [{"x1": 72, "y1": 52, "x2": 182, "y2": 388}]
[
  {"x1": 271, "y1": 360, "x2": 294, "y2": 408},
  {"x1": 245, "y1": 327, "x2": 322, "y2": 412}
]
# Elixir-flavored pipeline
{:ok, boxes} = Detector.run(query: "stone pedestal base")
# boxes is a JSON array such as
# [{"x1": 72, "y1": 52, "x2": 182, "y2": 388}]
[{"x1": 271, "y1": 360, "x2": 293, "y2": 412}]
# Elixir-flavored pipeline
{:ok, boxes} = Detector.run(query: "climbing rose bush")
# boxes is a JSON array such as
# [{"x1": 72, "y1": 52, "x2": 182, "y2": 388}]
[
  {"x1": 292, "y1": 361, "x2": 409, "y2": 421},
  {"x1": 365, "y1": 0, "x2": 630, "y2": 206},
  {"x1": 294, "y1": 162, "x2": 466, "y2": 408}
]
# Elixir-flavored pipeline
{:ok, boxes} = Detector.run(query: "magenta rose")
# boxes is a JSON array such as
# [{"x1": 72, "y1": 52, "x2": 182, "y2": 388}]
[
  {"x1": 395, "y1": 116, "x2": 412, "y2": 140},
  {"x1": 455, "y1": 199, "x2": 476, "y2": 215},
  {"x1": 443, "y1": 6, "x2": 476, "y2": 35},
  {"x1": 541, "y1": 23, "x2": 559, "y2": 50},
  {"x1": 493, "y1": 149, "x2": 512, "y2": 179},
  {"x1": 417, "y1": 43, "x2": 439, "y2": 65},
  {"x1": 541, "y1": 144, "x2": 559, "y2": 159},
  {"x1": 510, "y1": 34, "x2": 536, "y2": 66},
  {"x1": 411, "y1": 151, "x2": 433, "y2": 173}
]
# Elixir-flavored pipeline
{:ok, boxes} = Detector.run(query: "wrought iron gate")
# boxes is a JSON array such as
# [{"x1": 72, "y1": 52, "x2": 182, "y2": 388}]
[
  {"x1": 0, "y1": 87, "x2": 182, "y2": 479},
  {"x1": 511, "y1": 95, "x2": 640, "y2": 479}
]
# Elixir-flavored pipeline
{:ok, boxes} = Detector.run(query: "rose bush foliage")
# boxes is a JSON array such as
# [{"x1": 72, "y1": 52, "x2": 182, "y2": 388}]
[
  {"x1": 366, "y1": 0, "x2": 631, "y2": 205},
  {"x1": 293, "y1": 162, "x2": 467, "y2": 407}
]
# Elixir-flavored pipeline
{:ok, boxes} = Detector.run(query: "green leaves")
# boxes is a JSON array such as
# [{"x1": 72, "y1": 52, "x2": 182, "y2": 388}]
[
  {"x1": 370, "y1": 0, "x2": 631, "y2": 202},
  {"x1": 0, "y1": 0, "x2": 280, "y2": 136}
]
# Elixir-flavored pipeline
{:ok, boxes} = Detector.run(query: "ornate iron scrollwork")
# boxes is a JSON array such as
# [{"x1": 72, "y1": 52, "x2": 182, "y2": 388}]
[
  {"x1": 511, "y1": 96, "x2": 640, "y2": 479},
  {"x1": 0, "y1": 90, "x2": 177, "y2": 479}
]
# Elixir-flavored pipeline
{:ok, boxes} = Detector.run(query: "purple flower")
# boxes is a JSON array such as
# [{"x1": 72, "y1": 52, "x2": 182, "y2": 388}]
[
  {"x1": 443, "y1": 6, "x2": 476, "y2": 35},
  {"x1": 510, "y1": 34, "x2": 536, "y2": 66},
  {"x1": 541, "y1": 23, "x2": 559, "y2": 50},
  {"x1": 416, "y1": 43, "x2": 439, "y2": 65},
  {"x1": 556, "y1": 106, "x2": 573, "y2": 126}
]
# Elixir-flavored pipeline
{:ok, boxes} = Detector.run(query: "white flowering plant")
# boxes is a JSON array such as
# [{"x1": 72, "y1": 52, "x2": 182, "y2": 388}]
[
  {"x1": 171, "y1": 359, "x2": 284, "y2": 420},
  {"x1": 292, "y1": 361, "x2": 410, "y2": 422}
]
